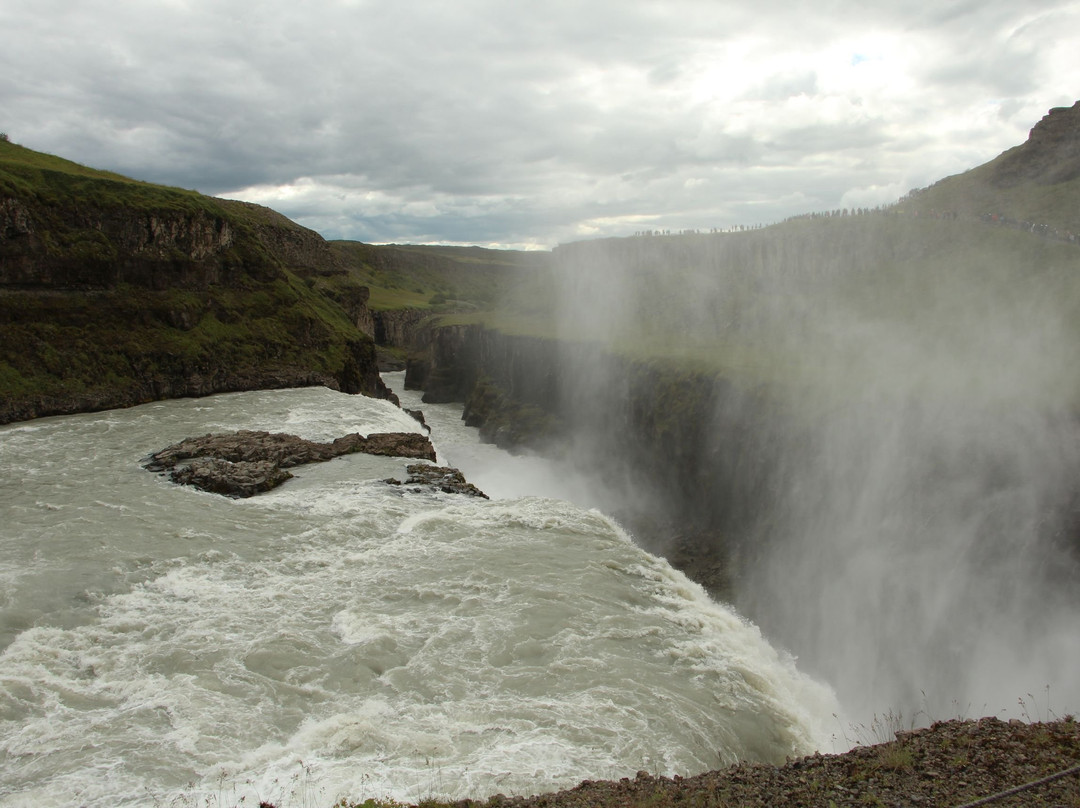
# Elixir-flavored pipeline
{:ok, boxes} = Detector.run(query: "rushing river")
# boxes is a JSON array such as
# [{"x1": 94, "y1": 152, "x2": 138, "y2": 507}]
[{"x1": 0, "y1": 375, "x2": 838, "y2": 807}]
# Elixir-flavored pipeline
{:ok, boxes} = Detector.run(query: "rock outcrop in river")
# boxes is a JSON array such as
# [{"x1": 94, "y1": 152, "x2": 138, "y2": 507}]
[
  {"x1": 145, "y1": 429, "x2": 438, "y2": 497},
  {"x1": 385, "y1": 463, "x2": 489, "y2": 498}
]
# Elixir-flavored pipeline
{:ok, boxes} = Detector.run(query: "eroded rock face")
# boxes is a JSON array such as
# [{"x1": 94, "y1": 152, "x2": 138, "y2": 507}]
[
  {"x1": 384, "y1": 463, "x2": 489, "y2": 498},
  {"x1": 991, "y1": 100, "x2": 1080, "y2": 187},
  {"x1": 169, "y1": 458, "x2": 294, "y2": 498},
  {"x1": 145, "y1": 429, "x2": 435, "y2": 472},
  {"x1": 146, "y1": 429, "x2": 437, "y2": 497},
  {"x1": 0, "y1": 156, "x2": 389, "y2": 425},
  {"x1": 0, "y1": 198, "x2": 33, "y2": 239},
  {"x1": 0, "y1": 204, "x2": 244, "y2": 289}
]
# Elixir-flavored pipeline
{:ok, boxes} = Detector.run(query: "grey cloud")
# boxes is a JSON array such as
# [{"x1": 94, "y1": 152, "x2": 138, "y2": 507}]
[
  {"x1": 761, "y1": 120, "x2": 891, "y2": 161},
  {"x1": 743, "y1": 72, "x2": 821, "y2": 103},
  {"x1": 1, "y1": 0, "x2": 1074, "y2": 247}
]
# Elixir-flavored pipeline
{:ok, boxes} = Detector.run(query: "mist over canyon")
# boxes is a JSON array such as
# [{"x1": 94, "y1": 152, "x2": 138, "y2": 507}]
[
  {"x1": 547, "y1": 213, "x2": 1080, "y2": 723},
  {"x1": 401, "y1": 103, "x2": 1080, "y2": 726},
  {"x1": 3, "y1": 103, "x2": 1080, "y2": 804}
]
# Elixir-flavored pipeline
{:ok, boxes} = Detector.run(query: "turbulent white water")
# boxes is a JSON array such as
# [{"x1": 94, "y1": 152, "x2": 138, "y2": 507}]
[{"x1": 0, "y1": 375, "x2": 838, "y2": 808}]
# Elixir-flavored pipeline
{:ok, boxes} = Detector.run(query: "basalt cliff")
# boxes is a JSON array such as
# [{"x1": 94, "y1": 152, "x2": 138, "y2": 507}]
[{"x1": 0, "y1": 140, "x2": 389, "y2": 424}]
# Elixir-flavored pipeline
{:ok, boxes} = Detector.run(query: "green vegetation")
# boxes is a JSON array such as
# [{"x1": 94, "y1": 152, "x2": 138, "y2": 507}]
[
  {"x1": 898, "y1": 151, "x2": 1080, "y2": 235},
  {"x1": 0, "y1": 137, "x2": 352, "y2": 276},
  {"x1": 0, "y1": 274, "x2": 360, "y2": 407},
  {"x1": 0, "y1": 138, "x2": 312, "y2": 235},
  {"x1": 433, "y1": 308, "x2": 555, "y2": 338},
  {"x1": 545, "y1": 213, "x2": 1080, "y2": 408},
  {"x1": 329, "y1": 240, "x2": 550, "y2": 312},
  {"x1": 0, "y1": 140, "x2": 382, "y2": 421},
  {"x1": 0, "y1": 137, "x2": 225, "y2": 216}
]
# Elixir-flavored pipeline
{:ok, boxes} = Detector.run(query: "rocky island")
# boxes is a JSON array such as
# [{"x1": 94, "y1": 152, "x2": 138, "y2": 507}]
[
  {"x1": 144, "y1": 428, "x2": 490, "y2": 499},
  {"x1": 145, "y1": 429, "x2": 438, "y2": 497}
]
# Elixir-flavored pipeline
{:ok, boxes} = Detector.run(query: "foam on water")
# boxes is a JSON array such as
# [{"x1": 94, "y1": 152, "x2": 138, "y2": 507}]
[
  {"x1": 0, "y1": 386, "x2": 838, "y2": 807},
  {"x1": 384, "y1": 373, "x2": 628, "y2": 510}
]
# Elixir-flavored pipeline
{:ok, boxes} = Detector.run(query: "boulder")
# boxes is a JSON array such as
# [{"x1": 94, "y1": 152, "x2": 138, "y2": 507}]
[
  {"x1": 405, "y1": 408, "x2": 430, "y2": 432},
  {"x1": 170, "y1": 458, "x2": 293, "y2": 498},
  {"x1": 146, "y1": 429, "x2": 437, "y2": 497},
  {"x1": 385, "y1": 464, "x2": 489, "y2": 498},
  {"x1": 145, "y1": 429, "x2": 435, "y2": 472}
]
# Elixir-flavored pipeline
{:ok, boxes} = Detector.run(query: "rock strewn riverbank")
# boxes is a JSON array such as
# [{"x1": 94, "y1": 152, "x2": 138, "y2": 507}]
[{"x1": 366, "y1": 718, "x2": 1079, "y2": 808}]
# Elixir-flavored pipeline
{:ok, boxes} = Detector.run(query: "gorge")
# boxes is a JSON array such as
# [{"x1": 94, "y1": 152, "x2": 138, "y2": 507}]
[
  {"x1": 391, "y1": 103, "x2": 1080, "y2": 724},
  {"x1": 2, "y1": 103, "x2": 1080, "y2": 805}
]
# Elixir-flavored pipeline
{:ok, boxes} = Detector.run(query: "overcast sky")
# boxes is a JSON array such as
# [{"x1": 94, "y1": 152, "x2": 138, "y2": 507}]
[{"x1": 1, "y1": 1, "x2": 1077, "y2": 249}]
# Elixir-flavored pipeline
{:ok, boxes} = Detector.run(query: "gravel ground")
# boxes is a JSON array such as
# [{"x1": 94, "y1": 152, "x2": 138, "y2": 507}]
[{"x1": 434, "y1": 718, "x2": 1080, "y2": 808}]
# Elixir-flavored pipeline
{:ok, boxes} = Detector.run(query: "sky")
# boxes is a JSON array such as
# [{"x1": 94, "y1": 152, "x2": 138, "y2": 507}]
[{"x1": 1, "y1": 1, "x2": 1077, "y2": 250}]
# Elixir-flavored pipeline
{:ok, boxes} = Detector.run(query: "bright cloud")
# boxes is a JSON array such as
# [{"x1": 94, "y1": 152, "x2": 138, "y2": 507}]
[{"x1": 0, "y1": 0, "x2": 1076, "y2": 248}]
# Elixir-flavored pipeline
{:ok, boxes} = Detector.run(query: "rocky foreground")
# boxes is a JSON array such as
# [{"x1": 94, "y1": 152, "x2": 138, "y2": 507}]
[{"x1": 329, "y1": 718, "x2": 1080, "y2": 808}]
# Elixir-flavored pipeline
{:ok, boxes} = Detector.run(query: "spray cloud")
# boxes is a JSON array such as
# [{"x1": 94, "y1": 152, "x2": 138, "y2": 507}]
[{"x1": 550, "y1": 214, "x2": 1080, "y2": 723}]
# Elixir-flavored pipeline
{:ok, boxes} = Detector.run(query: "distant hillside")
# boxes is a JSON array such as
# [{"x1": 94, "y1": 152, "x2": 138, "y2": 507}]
[
  {"x1": 540, "y1": 101, "x2": 1080, "y2": 387},
  {"x1": 330, "y1": 240, "x2": 548, "y2": 311},
  {"x1": 898, "y1": 101, "x2": 1080, "y2": 235},
  {"x1": 549, "y1": 212, "x2": 1080, "y2": 401},
  {"x1": 0, "y1": 140, "x2": 387, "y2": 424},
  {"x1": 325, "y1": 240, "x2": 555, "y2": 368},
  {"x1": 399, "y1": 100, "x2": 1080, "y2": 470}
]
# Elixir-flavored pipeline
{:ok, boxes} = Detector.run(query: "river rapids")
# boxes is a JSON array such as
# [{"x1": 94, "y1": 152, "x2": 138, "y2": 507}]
[{"x1": 0, "y1": 375, "x2": 838, "y2": 807}]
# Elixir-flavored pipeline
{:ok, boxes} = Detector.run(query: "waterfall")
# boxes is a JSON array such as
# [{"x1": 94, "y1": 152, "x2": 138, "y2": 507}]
[{"x1": 550, "y1": 220, "x2": 1080, "y2": 724}]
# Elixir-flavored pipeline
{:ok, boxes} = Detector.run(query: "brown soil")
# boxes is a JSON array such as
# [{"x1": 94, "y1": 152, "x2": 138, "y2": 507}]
[{"x1": 439, "y1": 718, "x2": 1080, "y2": 808}]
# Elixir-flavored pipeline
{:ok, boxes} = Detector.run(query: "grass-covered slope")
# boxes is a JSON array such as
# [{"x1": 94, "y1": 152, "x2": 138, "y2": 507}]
[
  {"x1": 552, "y1": 214, "x2": 1080, "y2": 398},
  {"x1": 897, "y1": 101, "x2": 1080, "y2": 235},
  {"x1": 330, "y1": 239, "x2": 550, "y2": 312},
  {"x1": 548, "y1": 99, "x2": 1080, "y2": 406},
  {"x1": 0, "y1": 139, "x2": 386, "y2": 424}
]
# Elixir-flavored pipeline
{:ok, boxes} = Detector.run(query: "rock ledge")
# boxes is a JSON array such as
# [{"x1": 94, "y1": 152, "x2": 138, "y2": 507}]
[
  {"x1": 145, "y1": 429, "x2": 437, "y2": 497},
  {"x1": 385, "y1": 464, "x2": 489, "y2": 498}
]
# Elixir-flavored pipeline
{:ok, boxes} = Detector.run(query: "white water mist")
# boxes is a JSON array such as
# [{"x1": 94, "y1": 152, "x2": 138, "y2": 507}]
[{"x1": 552, "y1": 217, "x2": 1080, "y2": 724}]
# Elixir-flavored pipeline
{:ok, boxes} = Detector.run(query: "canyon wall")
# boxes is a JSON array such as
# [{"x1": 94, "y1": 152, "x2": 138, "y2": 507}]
[
  {"x1": 0, "y1": 147, "x2": 389, "y2": 424},
  {"x1": 398, "y1": 322, "x2": 787, "y2": 596}
]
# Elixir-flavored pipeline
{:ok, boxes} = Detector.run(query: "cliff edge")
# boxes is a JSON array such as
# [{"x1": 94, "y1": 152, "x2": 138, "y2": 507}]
[
  {"x1": 0, "y1": 140, "x2": 389, "y2": 424},
  {"x1": 991, "y1": 100, "x2": 1080, "y2": 188}
]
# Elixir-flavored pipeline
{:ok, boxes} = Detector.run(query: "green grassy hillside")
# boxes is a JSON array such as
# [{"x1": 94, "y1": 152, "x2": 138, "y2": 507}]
[
  {"x1": 0, "y1": 139, "x2": 224, "y2": 211},
  {"x1": 546, "y1": 103, "x2": 1080, "y2": 400},
  {"x1": 0, "y1": 141, "x2": 385, "y2": 423},
  {"x1": 549, "y1": 212, "x2": 1080, "y2": 409},
  {"x1": 897, "y1": 101, "x2": 1080, "y2": 235},
  {"x1": 330, "y1": 239, "x2": 549, "y2": 311}
]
